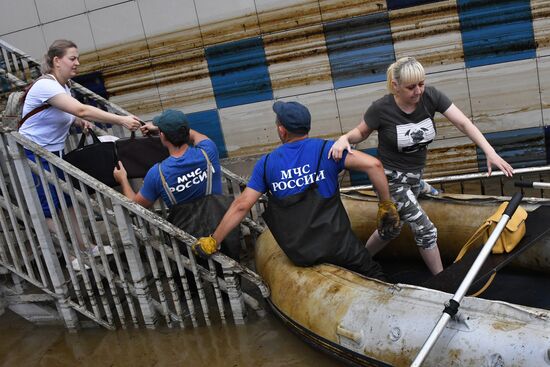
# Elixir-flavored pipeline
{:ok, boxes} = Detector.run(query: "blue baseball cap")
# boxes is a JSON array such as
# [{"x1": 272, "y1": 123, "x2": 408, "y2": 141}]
[
  {"x1": 152, "y1": 109, "x2": 189, "y2": 133},
  {"x1": 273, "y1": 101, "x2": 311, "y2": 134}
]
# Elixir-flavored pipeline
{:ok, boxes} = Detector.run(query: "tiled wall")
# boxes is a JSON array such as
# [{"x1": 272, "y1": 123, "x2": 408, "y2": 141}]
[{"x1": 1, "y1": 0, "x2": 550, "y2": 183}]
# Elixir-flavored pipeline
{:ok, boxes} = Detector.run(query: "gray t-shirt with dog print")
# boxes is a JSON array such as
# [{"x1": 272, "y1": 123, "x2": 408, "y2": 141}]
[{"x1": 363, "y1": 86, "x2": 452, "y2": 173}]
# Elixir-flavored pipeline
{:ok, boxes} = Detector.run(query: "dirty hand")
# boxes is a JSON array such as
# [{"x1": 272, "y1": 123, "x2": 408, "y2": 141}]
[
  {"x1": 192, "y1": 236, "x2": 219, "y2": 258},
  {"x1": 377, "y1": 200, "x2": 399, "y2": 235}
]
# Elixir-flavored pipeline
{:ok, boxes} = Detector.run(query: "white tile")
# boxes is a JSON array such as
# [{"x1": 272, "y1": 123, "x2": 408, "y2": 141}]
[
  {"x1": 335, "y1": 81, "x2": 387, "y2": 132},
  {"x1": 219, "y1": 100, "x2": 278, "y2": 156},
  {"x1": 42, "y1": 14, "x2": 96, "y2": 55},
  {"x1": 35, "y1": 0, "x2": 86, "y2": 23},
  {"x1": 88, "y1": 1, "x2": 145, "y2": 48},
  {"x1": 137, "y1": 0, "x2": 199, "y2": 38},
  {"x1": 264, "y1": 25, "x2": 333, "y2": 98},
  {"x1": 426, "y1": 69, "x2": 472, "y2": 140},
  {"x1": 155, "y1": 77, "x2": 216, "y2": 114},
  {"x1": 538, "y1": 56, "x2": 550, "y2": 126},
  {"x1": 109, "y1": 88, "x2": 163, "y2": 119},
  {"x1": 194, "y1": 0, "x2": 256, "y2": 25},
  {"x1": 468, "y1": 59, "x2": 542, "y2": 133},
  {"x1": 393, "y1": 32, "x2": 466, "y2": 74},
  {"x1": 2, "y1": 27, "x2": 48, "y2": 62},
  {"x1": 0, "y1": 0, "x2": 40, "y2": 35},
  {"x1": 532, "y1": 0, "x2": 550, "y2": 57},
  {"x1": 255, "y1": 0, "x2": 321, "y2": 33},
  {"x1": 84, "y1": 0, "x2": 127, "y2": 11},
  {"x1": 275, "y1": 90, "x2": 341, "y2": 139},
  {"x1": 255, "y1": 0, "x2": 313, "y2": 11}
]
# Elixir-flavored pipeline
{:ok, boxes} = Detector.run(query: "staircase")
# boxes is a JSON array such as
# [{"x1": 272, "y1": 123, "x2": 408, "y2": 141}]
[{"x1": 0, "y1": 39, "x2": 269, "y2": 330}]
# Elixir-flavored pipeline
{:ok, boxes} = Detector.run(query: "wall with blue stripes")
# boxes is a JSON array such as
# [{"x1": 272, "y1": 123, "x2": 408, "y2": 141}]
[{"x1": 1, "y1": 0, "x2": 549, "y2": 184}]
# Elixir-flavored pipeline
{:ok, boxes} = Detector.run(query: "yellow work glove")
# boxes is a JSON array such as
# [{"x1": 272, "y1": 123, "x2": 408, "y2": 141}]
[
  {"x1": 377, "y1": 200, "x2": 400, "y2": 236},
  {"x1": 192, "y1": 236, "x2": 219, "y2": 259}
]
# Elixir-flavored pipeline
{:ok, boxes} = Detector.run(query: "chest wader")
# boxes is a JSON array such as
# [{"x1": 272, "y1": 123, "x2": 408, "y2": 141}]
[
  {"x1": 262, "y1": 141, "x2": 384, "y2": 279},
  {"x1": 159, "y1": 149, "x2": 241, "y2": 261}
]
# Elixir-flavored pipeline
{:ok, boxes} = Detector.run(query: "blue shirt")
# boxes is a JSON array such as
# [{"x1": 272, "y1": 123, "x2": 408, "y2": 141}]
[
  {"x1": 140, "y1": 139, "x2": 222, "y2": 207},
  {"x1": 247, "y1": 138, "x2": 347, "y2": 199}
]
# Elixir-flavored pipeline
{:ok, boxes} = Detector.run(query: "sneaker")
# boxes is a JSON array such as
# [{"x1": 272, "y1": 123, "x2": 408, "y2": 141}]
[
  {"x1": 71, "y1": 258, "x2": 90, "y2": 272},
  {"x1": 91, "y1": 245, "x2": 114, "y2": 257}
]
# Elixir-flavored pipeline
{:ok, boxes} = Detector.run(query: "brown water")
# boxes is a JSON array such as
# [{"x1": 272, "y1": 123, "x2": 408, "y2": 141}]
[{"x1": 0, "y1": 309, "x2": 343, "y2": 367}]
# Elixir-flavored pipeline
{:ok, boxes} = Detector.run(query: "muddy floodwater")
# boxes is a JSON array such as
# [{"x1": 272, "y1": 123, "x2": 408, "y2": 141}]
[{"x1": 0, "y1": 308, "x2": 343, "y2": 367}]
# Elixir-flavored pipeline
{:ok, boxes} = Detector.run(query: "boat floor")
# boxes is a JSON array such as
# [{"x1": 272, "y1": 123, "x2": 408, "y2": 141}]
[
  {"x1": 379, "y1": 259, "x2": 550, "y2": 311},
  {"x1": 377, "y1": 205, "x2": 550, "y2": 311}
]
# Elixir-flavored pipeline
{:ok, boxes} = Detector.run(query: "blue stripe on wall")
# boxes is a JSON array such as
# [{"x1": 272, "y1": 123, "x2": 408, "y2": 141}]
[
  {"x1": 477, "y1": 127, "x2": 546, "y2": 171},
  {"x1": 73, "y1": 72, "x2": 109, "y2": 99},
  {"x1": 205, "y1": 37, "x2": 273, "y2": 109},
  {"x1": 349, "y1": 148, "x2": 379, "y2": 186},
  {"x1": 187, "y1": 109, "x2": 228, "y2": 158},
  {"x1": 324, "y1": 12, "x2": 395, "y2": 89},
  {"x1": 545, "y1": 126, "x2": 550, "y2": 164},
  {"x1": 458, "y1": 0, "x2": 535, "y2": 68},
  {"x1": 386, "y1": 0, "x2": 444, "y2": 11}
]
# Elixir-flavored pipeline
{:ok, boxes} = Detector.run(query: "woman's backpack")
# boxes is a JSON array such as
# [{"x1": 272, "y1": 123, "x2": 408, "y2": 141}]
[{"x1": 1, "y1": 75, "x2": 55, "y2": 130}]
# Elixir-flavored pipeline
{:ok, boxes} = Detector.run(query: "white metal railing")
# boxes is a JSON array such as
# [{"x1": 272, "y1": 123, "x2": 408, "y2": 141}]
[
  {"x1": 340, "y1": 166, "x2": 550, "y2": 197},
  {"x1": 0, "y1": 129, "x2": 269, "y2": 330}
]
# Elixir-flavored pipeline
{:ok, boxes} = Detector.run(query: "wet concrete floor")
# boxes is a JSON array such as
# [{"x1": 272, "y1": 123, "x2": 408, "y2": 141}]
[{"x1": 0, "y1": 308, "x2": 343, "y2": 367}]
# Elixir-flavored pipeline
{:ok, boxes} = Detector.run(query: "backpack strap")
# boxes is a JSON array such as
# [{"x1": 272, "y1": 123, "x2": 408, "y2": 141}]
[
  {"x1": 158, "y1": 163, "x2": 178, "y2": 206},
  {"x1": 199, "y1": 148, "x2": 213, "y2": 196},
  {"x1": 17, "y1": 74, "x2": 56, "y2": 130},
  {"x1": 18, "y1": 105, "x2": 50, "y2": 129},
  {"x1": 158, "y1": 148, "x2": 213, "y2": 205}
]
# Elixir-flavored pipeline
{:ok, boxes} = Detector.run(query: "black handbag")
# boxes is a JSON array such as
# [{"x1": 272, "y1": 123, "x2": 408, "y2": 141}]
[
  {"x1": 115, "y1": 132, "x2": 169, "y2": 179},
  {"x1": 63, "y1": 130, "x2": 118, "y2": 187}
]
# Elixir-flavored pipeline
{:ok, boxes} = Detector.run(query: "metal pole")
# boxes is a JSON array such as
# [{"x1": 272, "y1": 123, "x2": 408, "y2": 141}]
[
  {"x1": 411, "y1": 192, "x2": 523, "y2": 367},
  {"x1": 515, "y1": 181, "x2": 550, "y2": 190},
  {"x1": 340, "y1": 166, "x2": 550, "y2": 193}
]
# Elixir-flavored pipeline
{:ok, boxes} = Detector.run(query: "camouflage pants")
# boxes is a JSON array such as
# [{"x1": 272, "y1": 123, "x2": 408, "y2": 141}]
[{"x1": 379, "y1": 169, "x2": 437, "y2": 249}]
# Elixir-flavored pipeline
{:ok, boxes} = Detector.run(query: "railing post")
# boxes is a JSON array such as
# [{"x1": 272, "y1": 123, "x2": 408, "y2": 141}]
[
  {"x1": 112, "y1": 203, "x2": 157, "y2": 328},
  {"x1": 7, "y1": 134, "x2": 79, "y2": 329},
  {"x1": 222, "y1": 262, "x2": 246, "y2": 324}
]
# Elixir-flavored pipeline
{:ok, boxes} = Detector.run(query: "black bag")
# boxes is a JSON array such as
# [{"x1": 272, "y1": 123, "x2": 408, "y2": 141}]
[
  {"x1": 115, "y1": 132, "x2": 169, "y2": 179},
  {"x1": 63, "y1": 130, "x2": 118, "y2": 187}
]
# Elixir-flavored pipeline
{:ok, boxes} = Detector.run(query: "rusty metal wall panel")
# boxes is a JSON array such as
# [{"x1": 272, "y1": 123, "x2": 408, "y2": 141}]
[
  {"x1": 205, "y1": 37, "x2": 273, "y2": 109},
  {"x1": 4, "y1": 0, "x2": 550, "y2": 176},
  {"x1": 532, "y1": 0, "x2": 550, "y2": 57},
  {"x1": 263, "y1": 24, "x2": 333, "y2": 97},
  {"x1": 424, "y1": 142, "x2": 479, "y2": 177},
  {"x1": 478, "y1": 127, "x2": 547, "y2": 170},
  {"x1": 257, "y1": 1, "x2": 322, "y2": 34},
  {"x1": 200, "y1": 13, "x2": 261, "y2": 46},
  {"x1": 318, "y1": 0, "x2": 387, "y2": 22},
  {"x1": 324, "y1": 12, "x2": 395, "y2": 88},
  {"x1": 389, "y1": 1, "x2": 465, "y2": 71},
  {"x1": 457, "y1": 0, "x2": 536, "y2": 68}
]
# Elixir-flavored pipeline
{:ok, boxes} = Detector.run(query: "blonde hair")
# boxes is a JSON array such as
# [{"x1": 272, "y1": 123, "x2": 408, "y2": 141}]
[
  {"x1": 41, "y1": 39, "x2": 78, "y2": 74},
  {"x1": 386, "y1": 57, "x2": 425, "y2": 94}
]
